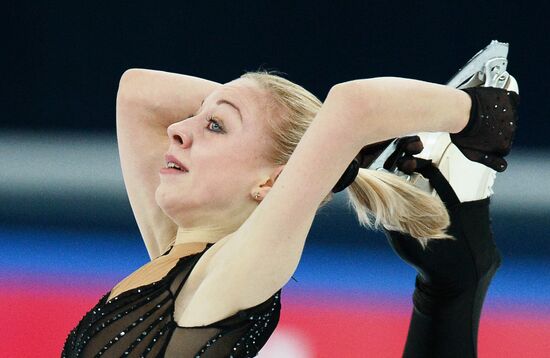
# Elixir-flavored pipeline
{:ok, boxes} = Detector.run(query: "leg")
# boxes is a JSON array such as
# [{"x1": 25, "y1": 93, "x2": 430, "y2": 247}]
[
  {"x1": 363, "y1": 48, "x2": 519, "y2": 355},
  {"x1": 385, "y1": 160, "x2": 501, "y2": 358}
]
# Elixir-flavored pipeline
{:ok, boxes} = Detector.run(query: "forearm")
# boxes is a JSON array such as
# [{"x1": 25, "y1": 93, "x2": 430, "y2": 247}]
[
  {"x1": 116, "y1": 68, "x2": 222, "y2": 128},
  {"x1": 332, "y1": 77, "x2": 472, "y2": 146}
]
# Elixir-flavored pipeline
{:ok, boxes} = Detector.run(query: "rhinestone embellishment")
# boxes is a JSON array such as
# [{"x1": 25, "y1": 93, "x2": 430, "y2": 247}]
[{"x1": 61, "y1": 247, "x2": 282, "y2": 358}]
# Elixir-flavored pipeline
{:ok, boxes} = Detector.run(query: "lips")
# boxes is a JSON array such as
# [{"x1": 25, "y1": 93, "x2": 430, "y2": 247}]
[{"x1": 164, "y1": 154, "x2": 189, "y2": 172}]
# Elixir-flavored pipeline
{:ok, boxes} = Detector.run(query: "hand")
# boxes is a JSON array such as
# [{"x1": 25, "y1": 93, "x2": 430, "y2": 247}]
[
  {"x1": 356, "y1": 136, "x2": 424, "y2": 174},
  {"x1": 450, "y1": 87, "x2": 520, "y2": 172}
]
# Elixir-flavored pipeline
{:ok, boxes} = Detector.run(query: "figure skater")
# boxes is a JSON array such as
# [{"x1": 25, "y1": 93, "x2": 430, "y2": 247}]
[{"x1": 62, "y1": 64, "x2": 519, "y2": 357}]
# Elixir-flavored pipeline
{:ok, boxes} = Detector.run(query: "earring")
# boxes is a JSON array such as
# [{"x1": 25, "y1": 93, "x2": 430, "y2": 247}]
[{"x1": 253, "y1": 192, "x2": 260, "y2": 200}]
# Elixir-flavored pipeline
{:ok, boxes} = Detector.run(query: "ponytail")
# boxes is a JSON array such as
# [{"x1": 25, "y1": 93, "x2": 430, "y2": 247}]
[{"x1": 346, "y1": 169, "x2": 454, "y2": 248}]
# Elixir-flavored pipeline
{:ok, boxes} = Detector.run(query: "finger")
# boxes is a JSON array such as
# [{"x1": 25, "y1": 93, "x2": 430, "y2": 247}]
[
  {"x1": 383, "y1": 137, "x2": 420, "y2": 171},
  {"x1": 405, "y1": 139, "x2": 424, "y2": 155},
  {"x1": 359, "y1": 138, "x2": 395, "y2": 155},
  {"x1": 396, "y1": 155, "x2": 417, "y2": 174},
  {"x1": 460, "y1": 148, "x2": 508, "y2": 172},
  {"x1": 357, "y1": 138, "x2": 396, "y2": 168},
  {"x1": 396, "y1": 136, "x2": 424, "y2": 155},
  {"x1": 383, "y1": 148, "x2": 404, "y2": 171},
  {"x1": 357, "y1": 153, "x2": 377, "y2": 168}
]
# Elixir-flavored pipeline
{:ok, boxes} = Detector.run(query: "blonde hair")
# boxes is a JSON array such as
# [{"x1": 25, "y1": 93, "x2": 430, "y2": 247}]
[{"x1": 241, "y1": 70, "x2": 453, "y2": 247}]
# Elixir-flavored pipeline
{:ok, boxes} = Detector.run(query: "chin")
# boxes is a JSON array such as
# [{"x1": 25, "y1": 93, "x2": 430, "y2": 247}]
[{"x1": 155, "y1": 185, "x2": 187, "y2": 217}]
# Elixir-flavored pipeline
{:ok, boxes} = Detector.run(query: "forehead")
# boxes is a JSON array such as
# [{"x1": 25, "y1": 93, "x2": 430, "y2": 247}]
[
  {"x1": 207, "y1": 78, "x2": 267, "y2": 109},
  {"x1": 223, "y1": 77, "x2": 261, "y2": 93}
]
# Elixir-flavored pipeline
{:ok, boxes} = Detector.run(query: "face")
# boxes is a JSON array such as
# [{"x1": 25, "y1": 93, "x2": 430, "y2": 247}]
[{"x1": 155, "y1": 78, "x2": 280, "y2": 228}]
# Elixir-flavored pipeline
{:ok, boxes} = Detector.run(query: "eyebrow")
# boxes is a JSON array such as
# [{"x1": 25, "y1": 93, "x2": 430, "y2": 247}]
[
  {"x1": 198, "y1": 99, "x2": 242, "y2": 123},
  {"x1": 216, "y1": 99, "x2": 243, "y2": 123}
]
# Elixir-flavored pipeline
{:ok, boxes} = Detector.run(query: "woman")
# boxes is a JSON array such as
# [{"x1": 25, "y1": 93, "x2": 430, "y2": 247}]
[{"x1": 62, "y1": 69, "x2": 519, "y2": 357}]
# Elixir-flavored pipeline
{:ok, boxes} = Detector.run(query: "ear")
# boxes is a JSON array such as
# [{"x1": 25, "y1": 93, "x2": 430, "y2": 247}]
[
  {"x1": 252, "y1": 165, "x2": 285, "y2": 200},
  {"x1": 271, "y1": 164, "x2": 285, "y2": 183}
]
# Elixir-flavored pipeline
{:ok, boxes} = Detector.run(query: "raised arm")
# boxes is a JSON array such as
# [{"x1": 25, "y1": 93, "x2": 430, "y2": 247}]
[
  {"x1": 179, "y1": 76, "x2": 472, "y2": 325},
  {"x1": 116, "y1": 69, "x2": 221, "y2": 259},
  {"x1": 336, "y1": 76, "x2": 472, "y2": 143}
]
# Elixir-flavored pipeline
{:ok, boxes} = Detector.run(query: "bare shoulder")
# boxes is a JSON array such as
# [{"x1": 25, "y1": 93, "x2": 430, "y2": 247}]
[{"x1": 170, "y1": 235, "x2": 241, "y2": 327}]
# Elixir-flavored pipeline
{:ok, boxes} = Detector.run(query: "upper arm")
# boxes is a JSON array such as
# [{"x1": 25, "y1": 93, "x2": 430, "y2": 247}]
[
  {"x1": 116, "y1": 104, "x2": 176, "y2": 260},
  {"x1": 342, "y1": 77, "x2": 471, "y2": 135},
  {"x1": 116, "y1": 69, "x2": 221, "y2": 259}
]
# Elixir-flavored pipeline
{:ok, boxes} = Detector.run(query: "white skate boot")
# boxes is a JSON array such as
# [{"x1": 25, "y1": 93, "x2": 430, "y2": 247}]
[{"x1": 368, "y1": 40, "x2": 520, "y2": 202}]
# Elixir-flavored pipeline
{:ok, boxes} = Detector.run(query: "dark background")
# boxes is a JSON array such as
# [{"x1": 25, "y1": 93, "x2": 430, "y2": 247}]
[{"x1": 5, "y1": 1, "x2": 549, "y2": 147}]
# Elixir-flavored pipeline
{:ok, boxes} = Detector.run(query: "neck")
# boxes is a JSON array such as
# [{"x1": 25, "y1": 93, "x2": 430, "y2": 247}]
[
  {"x1": 173, "y1": 225, "x2": 234, "y2": 246},
  {"x1": 171, "y1": 200, "x2": 258, "y2": 247}
]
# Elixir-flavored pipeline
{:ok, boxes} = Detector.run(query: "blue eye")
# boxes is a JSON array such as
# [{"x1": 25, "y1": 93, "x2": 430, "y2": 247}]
[{"x1": 206, "y1": 116, "x2": 224, "y2": 133}]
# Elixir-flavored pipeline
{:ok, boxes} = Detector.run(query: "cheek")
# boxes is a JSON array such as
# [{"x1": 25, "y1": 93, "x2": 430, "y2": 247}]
[
  {"x1": 204, "y1": 159, "x2": 253, "y2": 188},
  {"x1": 166, "y1": 136, "x2": 267, "y2": 198},
  {"x1": 202, "y1": 151, "x2": 259, "y2": 190}
]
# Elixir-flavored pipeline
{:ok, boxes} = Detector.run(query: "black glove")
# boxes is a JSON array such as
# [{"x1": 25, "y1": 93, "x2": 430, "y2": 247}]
[
  {"x1": 356, "y1": 136, "x2": 424, "y2": 174},
  {"x1": 451, "y1": 87, "x2": 520, "y2": 172}
]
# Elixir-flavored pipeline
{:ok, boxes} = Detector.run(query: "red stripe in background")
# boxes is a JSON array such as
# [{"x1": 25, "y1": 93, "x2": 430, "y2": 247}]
[
  {"x1": 280, "y1": 300, "x2": 550, "y2": 357},
  {"x1": 1, "y1": 286, "x2": 549, "y2": 357}
]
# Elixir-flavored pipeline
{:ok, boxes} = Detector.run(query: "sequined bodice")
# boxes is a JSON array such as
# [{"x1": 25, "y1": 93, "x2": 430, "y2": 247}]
[{"x1": 62, "y1": 243, "x2": 282, "y2": 357}]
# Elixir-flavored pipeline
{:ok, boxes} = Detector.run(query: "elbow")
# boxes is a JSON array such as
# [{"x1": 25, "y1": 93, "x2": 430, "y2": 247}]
[
  {"x1": 116, "y1": 69, "x2": 152, "y2": 125},
  {"x1": 326, "y1": 80, "x2": 387, "y2": 141},
  {"x1": 119, "y1": 68, "x2": 149, "y2": 86},
  {"x1": 118, "y1": 68, "x2": 141, "y2": 90},
  {"x1": 117, "y1": 69, "x2": 137, "y2": 105},
  {"x1": 327, "y1": 80, "x2": 379, "y2": 120},
  {"x1": 116, "y1": 68, "x2": 149, "y2": 106}
]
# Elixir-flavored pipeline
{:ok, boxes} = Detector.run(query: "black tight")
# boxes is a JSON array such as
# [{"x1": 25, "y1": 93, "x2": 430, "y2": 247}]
[{"x1": 384, "y1": 159, "x2": 502, "y2": 357}]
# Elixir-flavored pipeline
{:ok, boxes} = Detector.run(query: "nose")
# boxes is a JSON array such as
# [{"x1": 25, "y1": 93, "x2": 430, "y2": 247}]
[{"x1": 167, "y1": 120, "x2": 192, "y2": 148}]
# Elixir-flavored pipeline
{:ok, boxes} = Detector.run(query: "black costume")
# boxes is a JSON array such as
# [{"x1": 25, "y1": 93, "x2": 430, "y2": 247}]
[
  {"x1": 384, "y1": 158, "x2": 502, "y2": 358},
  {"x1": 62, "y1": 243, "x2": 281, "y2": 358}
]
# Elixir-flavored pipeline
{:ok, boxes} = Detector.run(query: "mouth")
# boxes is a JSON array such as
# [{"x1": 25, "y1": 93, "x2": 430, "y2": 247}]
[
  {"x1": 162, "y1": 154, "x2": 189, "y2": 174},
  {"x1": 160, "y1": 163, "x2": 189, "y2": 175},
  {"x1": 166, "y1": 161, "x2": 189, "y2": 172}
]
